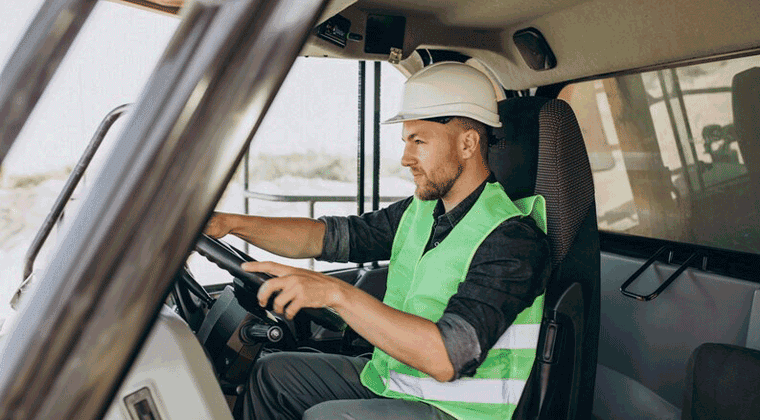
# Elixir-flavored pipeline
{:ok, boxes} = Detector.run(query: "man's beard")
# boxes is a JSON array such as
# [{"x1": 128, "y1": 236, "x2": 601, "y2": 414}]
[{"x1": 415, "y1": 163, "x2": 464, "y2": 201}]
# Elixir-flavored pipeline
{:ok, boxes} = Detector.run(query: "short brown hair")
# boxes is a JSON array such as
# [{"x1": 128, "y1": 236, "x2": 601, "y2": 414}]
[{"x1": 452, "y1": 116, "x2": 490, "y2": 158}]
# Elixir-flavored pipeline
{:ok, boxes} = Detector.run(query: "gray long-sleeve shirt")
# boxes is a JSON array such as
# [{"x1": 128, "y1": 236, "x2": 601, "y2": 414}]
[{"x1": 318, "y1": 176, "x2": 551, "y2": 379}]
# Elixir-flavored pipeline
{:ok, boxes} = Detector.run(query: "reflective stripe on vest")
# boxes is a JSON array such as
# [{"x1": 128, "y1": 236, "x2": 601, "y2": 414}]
[
  {"x1": 360, "y1": 182, "x2": 548, "y2": 420},
  {"x1": 385, "y1": 372, "x2": 526, "y2": 405},
  {"x1": 493, "y1": 323, "x2": 541, "y2": 350}
]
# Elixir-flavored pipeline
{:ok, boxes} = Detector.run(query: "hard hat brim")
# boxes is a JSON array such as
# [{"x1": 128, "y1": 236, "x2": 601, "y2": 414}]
[{"x1": 382, "y1": 103, "x2": 502, "y2": 128}]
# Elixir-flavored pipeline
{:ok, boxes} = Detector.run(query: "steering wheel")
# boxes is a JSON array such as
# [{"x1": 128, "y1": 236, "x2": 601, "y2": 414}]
[
  {"x1": 173, "y1": 264, "x2": 213, "y2": 332},
  {"x1": 194, "y1": 233, "x2": 347, "y2": 332}
]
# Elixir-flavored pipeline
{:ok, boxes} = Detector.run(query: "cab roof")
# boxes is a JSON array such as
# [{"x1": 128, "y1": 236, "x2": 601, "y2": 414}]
[{"x1": 114, "y1": 0, "x2": 760, "y2": 90}]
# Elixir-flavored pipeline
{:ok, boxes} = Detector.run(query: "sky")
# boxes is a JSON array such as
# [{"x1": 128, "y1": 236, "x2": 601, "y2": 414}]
[{"x1": 1, "y1": 1, "x2": 180, "y2": 178}]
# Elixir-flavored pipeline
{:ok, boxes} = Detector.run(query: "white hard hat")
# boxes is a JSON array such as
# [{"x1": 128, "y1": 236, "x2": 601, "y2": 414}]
[{"x1": 383, "y1": 62, "x2": 502, "y2": 128}]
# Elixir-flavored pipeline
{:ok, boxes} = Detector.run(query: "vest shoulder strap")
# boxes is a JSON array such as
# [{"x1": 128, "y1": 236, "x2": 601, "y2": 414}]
[{"x1": 512, "y1": 194, "x2": 547, "y2": 234}]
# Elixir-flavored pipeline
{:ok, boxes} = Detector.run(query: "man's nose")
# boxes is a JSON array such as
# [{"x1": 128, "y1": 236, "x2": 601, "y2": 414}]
[{"x1": 401, "y1": 144, "x2": 415, "y2": 167}]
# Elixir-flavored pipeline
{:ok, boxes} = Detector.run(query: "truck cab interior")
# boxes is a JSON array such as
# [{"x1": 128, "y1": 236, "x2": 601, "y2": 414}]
[{"x1": 0, "y1": 0, "x2": 759, "y2": 419}]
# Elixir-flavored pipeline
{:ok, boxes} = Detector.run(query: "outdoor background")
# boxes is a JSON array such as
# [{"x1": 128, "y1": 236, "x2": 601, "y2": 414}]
[
  {"x1": 0, "y1": 1, "x2": 412, "y2": 323},
  {"x1": 3, "y1": 1, "x2": 758, "y2": 332}
]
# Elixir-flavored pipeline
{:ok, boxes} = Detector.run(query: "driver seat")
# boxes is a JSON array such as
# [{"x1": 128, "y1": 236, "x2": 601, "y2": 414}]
[{"x1": 489, "y1": 96, "x2": 600, "y2": 419}]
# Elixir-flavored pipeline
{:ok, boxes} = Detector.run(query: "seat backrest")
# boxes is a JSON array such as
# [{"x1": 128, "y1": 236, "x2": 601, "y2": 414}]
[
  {"x1": 683, "y1": 343, "x2": 760, "y2": 420},
  {"x1": 489, "y1": 97, "x2": 600, "y2": 419},
  {"x1": 732, "y1": 67, "x2": 760, "y2": 184}
]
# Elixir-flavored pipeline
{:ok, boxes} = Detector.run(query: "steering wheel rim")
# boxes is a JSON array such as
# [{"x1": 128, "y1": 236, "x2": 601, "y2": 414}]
[
  {"x1": 194, "y1": 233, "x2": 346, "y2": 332},
  {"x1": 172, "y1": 265, "x2": 209, "y2": 331}
]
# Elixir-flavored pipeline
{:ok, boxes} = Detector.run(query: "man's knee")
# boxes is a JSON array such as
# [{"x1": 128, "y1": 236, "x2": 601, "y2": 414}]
[
  {"x1": 247, "y1": 353, "x2": 308, "y2": 420},
  {"x1": 249, "y1": 352, "x2": 295, "y2": 396},
  {"x1": 247, "y1": 352, "x2": 374, "y2": 420},
  {"x1": 302, "y1": 401, "x2": 347, "y2": 420},
  {"x1": 251, "y1": 353, "x2": 287, "y2": 380}
]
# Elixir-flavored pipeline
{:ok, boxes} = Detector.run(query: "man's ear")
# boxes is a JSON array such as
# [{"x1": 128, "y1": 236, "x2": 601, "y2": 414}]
[{"x1": 459, "y1": 128, "x2": 481, "y2": 160}]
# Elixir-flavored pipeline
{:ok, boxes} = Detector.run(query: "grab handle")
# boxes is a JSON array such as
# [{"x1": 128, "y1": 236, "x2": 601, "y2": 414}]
[
  {"x1": 620, "y1": 247, "x2": 702, "y2": 301},
  {"x1": 22, "y1": 104, "x2": 131, "y2": 280}
]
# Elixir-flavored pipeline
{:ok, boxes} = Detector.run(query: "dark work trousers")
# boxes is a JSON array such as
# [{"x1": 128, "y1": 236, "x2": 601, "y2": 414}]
[{"x1": 242, "y1": 352, "x2": 457, "y2": 420}]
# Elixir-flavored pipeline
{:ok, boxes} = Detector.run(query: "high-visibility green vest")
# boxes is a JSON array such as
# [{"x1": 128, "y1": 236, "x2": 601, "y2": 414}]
[{"x1": 360, "y1": 182, "x2": 547, "y2": 420}]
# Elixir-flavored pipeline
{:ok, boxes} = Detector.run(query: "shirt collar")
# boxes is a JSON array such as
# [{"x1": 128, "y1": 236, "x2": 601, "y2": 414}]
[{"x1": 432, "y1": 173, "x2": 497, "y2": 225}]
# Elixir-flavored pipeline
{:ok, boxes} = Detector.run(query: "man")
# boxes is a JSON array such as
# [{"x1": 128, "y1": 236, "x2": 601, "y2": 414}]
[{"x1": 205, "y1": 62, "x2": 551, "y2": 420}]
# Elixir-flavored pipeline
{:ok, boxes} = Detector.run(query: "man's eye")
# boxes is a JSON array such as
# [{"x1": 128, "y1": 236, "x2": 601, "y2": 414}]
[{"x1": 415, "y1": 140, "x2": 424, "y2": 144}]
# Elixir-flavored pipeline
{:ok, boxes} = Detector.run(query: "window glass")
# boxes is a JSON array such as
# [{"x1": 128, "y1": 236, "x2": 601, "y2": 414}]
[
  {"x1": 0, "y1": 2, "x2": 179, "y2": 318},
  {"x1": 378, "y1": 62, "x2": 414, "y2": 200},
  {"x1": 559, "y1": 55, "x2": 760, "y2": 254}
]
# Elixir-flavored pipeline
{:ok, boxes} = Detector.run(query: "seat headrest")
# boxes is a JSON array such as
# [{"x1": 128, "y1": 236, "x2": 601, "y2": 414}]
[{"x1": 488, "y1": 97, "x2": 549, "y2": 200}]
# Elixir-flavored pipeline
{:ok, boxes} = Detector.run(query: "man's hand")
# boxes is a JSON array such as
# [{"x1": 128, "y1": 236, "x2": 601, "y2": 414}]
[
  {"x1": 204, "y1": 212, "x2": 233, "y2": 238},
  {"x1": 243, "y1": 261, "x2": 346, "y2": 320},
  {"x1": 242, "y1": 260, "x2": 455, "y2": 382}
]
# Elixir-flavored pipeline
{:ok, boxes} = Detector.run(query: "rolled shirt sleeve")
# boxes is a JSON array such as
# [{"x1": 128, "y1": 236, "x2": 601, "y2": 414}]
[
  {"x1": 317, "y1": 197, "x2": 413, "y2": 264},
  {"x1": 436, "y1": 313, "x2": 482, "y2": 380},
  {"x1": 318, "y1": 216, "x2": 351, "y2": 263}
]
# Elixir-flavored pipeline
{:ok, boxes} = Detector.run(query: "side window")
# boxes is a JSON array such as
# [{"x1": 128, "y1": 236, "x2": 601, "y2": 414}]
[
  {"x1": 559, "y1": 55, "x2": 760, "y2": 254},
  {"x1": 188, "y1": 59, "x2": 411, "y2": 283},
  {"x1": 0, "y1": 3, "x2": 179, "y2": 315}
]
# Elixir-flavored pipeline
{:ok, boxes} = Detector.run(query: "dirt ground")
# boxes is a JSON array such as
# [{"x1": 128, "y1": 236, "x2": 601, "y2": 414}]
[{"x1": 0, "y1": 173, "x2": 69, "y2": 320}]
